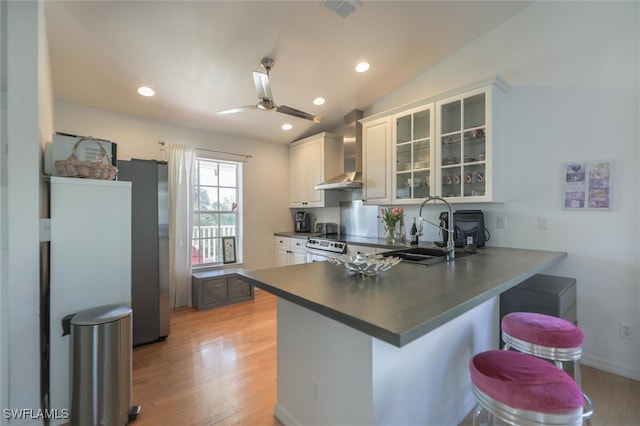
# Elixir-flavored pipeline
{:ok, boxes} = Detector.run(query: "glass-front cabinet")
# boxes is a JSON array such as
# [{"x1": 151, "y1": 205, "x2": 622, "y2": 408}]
[
  {"x1": 393, "y1": 106, "x2": 435, "y2": 202},
  {"x1": 438, "y1": 92, "x2": 486, "y2": 199},
  {"x1": 435, "y1": 82, "x2": 505, "y2": 203},
  {"x1": 360, "y1": 77, "x2": 507, "y2": 205}
]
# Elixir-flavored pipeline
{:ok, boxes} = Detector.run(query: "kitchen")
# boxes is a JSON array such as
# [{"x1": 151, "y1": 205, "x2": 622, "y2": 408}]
[{"x1": 2, "y1": 1, "x2": 639, "y2": 425}]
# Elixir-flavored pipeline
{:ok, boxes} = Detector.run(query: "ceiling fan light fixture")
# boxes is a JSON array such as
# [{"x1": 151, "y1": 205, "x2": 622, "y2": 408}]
[
  {"x1": 313, "y1": 97, "x2": 326, "y2": 106},
  {"x1": 137, "y1": 86, "x2": 155, "y2": 97},
  {"x1": 257, "y1": 98, "x2": 275, "y2": 111},
  {"x1": 217, "y1": 57, "x2": 322, "y2": 123},
  {"x1": 355, "y1": 62, "x2": 370, "y2": 73}
]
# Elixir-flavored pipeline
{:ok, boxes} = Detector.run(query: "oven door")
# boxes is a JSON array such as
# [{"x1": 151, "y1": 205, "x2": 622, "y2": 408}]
[{"x1": 305, "y1": 249, "x2": 334, "y2": 263}]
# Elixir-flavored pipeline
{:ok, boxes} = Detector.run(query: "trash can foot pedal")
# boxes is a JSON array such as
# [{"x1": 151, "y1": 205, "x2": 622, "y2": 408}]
[{"x1": 128, "y1": 405, "x2": 141, "y2": 423}]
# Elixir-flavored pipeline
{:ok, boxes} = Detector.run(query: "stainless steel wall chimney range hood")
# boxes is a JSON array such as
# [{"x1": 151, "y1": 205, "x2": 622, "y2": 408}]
[{"x1": 315, "y1": 109, "x2": 363, "y2": 191}]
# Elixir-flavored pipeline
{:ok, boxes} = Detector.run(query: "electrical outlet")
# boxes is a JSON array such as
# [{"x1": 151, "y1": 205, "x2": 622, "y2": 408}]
[
  {"x1": 620, "y1": 322, "x2": 633, "y2": 340},
  {"x1": 538, "y1": 216, "x2": 550, "y2": 230},
  {"x1": 496, "y1": 215, "x2": 507, "y2": 229}
]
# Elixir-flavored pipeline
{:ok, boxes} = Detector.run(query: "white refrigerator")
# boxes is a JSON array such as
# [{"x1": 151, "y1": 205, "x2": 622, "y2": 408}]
[{"x1": 48, "y1": 177, "x2": 131, "y2": 420}]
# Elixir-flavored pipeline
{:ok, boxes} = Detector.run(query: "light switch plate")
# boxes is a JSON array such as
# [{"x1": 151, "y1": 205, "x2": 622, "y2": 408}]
[{"x1": 496, "y1": 215, "x2": 507, "y2": 229}]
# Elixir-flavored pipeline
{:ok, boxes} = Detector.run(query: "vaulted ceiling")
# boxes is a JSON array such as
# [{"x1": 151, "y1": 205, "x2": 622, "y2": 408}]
[{"x1": 45, "y1": 1, "x2": 531, "y2": 144}]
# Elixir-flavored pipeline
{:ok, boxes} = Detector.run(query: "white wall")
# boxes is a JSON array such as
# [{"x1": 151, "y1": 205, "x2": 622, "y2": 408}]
[
  {"x1": 368, "y1": 1, "x2": 640, "y2": 379},
  {"x1": 1, "y1": 0, "x2": 53, "y2": 422},
  {"x1": 53, "y1": 102, "x2": 291, "y2": 270}
]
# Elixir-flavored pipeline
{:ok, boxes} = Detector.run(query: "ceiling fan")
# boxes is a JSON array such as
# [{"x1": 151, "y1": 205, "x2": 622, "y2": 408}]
[{"x1": 215, "y1": 57, "x2": 323, "y2": 123}]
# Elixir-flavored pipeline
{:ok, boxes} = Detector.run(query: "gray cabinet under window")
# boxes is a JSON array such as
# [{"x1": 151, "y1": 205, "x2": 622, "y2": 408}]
[{"x1": 192, "y1": 270, "x2": 254, "y2": 310}]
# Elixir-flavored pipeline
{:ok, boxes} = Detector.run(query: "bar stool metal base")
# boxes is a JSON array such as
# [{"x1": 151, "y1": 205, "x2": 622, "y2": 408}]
[
  {"x1": 470, "y1": 350, "x2": 585, "y2": 426},
  {"x1": 472, "y1": 385, "x2": 584, "y2": 426}
]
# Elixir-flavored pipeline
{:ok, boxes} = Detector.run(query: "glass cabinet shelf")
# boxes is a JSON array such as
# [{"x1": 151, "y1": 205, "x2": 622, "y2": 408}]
[{"x1": 393, "y1": 106, "x2": 434, "y2": 201}]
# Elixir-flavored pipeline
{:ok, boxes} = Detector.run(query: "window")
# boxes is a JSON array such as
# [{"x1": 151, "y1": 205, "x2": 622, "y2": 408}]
[{"x1": 192, "y1": 158, "x2": 241, "y2": 267}]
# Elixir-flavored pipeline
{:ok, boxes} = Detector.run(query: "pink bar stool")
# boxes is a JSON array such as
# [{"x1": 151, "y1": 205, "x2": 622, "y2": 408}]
[
  {"x1": 501, "y1": 312, "x2": 594, "y2": 423},
  {"x1": 470, "y1": 350, "x2": 584, "y2": 425}
]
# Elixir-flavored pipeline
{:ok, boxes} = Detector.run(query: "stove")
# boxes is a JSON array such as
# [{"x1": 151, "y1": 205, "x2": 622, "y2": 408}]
[
  {"x1": 306, "y1": 237, "x2": 346, "y2": 253},
  {"x1": 305, "y1": 237, "x2": 346, "y2": 262}
]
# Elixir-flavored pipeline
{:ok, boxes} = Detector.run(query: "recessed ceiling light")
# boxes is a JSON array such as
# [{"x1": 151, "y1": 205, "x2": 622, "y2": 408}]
[
  {"x1": 282, "y1": 123, "x2": 293, "y2": 131},
  {"x1": 355, "y1": 62, "x2": 370, "y2": 73},
  {"x1": 313, "y1": 97, "x2": 326, "y2": 106},
  {"x1": 137, "y1": 86, "x2": 155, "y2": 97}
]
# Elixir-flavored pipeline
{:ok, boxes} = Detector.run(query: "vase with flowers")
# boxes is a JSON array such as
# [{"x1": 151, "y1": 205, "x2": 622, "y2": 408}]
[{"x1": 380, "y1": 207, "x2": 405, "y2": 244}]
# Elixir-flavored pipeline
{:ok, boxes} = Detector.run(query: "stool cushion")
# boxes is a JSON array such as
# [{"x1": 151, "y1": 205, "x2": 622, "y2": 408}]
[
  {"x1": 502, "y1": 312, "x2": 584, "y2": 348},
  {"x1": 470, "y1": 350, "x2": 583, "y2": 414}
]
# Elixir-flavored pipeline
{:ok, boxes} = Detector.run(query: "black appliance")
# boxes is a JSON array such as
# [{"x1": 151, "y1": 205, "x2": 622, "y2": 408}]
[
  {"x1": 118, "y1": 159, "x2": 170, "y2": 346},
  {"x1": 295, "y1": 211, "x2": 311, "y2": 232},
  {"x1": 439, "y1": 209, "x2": 487, "y2": 247}
]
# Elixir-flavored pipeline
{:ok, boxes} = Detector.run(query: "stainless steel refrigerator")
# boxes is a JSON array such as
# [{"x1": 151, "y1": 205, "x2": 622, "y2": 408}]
[{"x1": 118, "y1": 159, "x2": 170, "y2": 346}]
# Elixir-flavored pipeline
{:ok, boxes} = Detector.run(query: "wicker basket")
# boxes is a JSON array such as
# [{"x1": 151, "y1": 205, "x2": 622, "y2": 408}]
[{"x1": 54, "y1": 137, "x2": 118, "y2": 180}]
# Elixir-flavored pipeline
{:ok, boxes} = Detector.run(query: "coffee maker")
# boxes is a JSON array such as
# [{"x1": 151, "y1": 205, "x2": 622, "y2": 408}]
[
  {"x1": 295, "y1": 211, "x2": 311, "y2": 233},
  {"x1": 439, "y1": 209, "x2": 486, "y2": 247}
]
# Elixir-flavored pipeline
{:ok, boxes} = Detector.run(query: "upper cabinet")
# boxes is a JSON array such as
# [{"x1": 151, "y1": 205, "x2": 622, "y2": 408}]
[
  {"x1": 361, "y1": 77, "x2": 507, "y2": 205},
  {"x1": 392, "y1": 104, "x2": 435, "y2": 202},
  {"x1": 289, "y1": 132, "x2": 343, "y2": 208},
  {"x1": 435, "y1": 82, "x2": 505, "y2": 203},
  {"x1": 362, "y1": 116, "x2": 392, "y2": 204}
]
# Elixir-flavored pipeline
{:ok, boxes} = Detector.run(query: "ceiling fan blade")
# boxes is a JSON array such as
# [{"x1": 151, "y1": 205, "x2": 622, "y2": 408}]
[
  {"x1": 253, "y1": 71, "x2": 273, "y2": 101},
  {"x1": 276, "y1": 105, "x2": 323, "y2": 123},
  {"x1": 214, "y1": 105, "x2": 257, "y2": 115}
]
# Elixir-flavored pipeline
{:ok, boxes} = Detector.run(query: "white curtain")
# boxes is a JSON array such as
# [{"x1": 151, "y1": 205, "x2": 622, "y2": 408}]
[{"x1": 167, "y1": 143, "x2": 196, "y2": 308}]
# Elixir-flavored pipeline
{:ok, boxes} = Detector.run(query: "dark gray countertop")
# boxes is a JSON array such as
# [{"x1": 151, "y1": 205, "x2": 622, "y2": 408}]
[{"x1": 238, "y1": 247, "x2": 566, "y2": 347}]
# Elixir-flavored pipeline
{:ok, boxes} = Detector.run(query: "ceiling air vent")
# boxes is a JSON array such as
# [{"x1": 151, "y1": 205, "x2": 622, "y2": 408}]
[{"x1": 322, "y1": 1, "x2": 358, "y2": 19}]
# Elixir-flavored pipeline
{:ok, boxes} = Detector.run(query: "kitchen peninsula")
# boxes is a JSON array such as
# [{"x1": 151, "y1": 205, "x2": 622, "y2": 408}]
[{"x1": 239, "y1": 247, "x2": 566, "y2": 425}]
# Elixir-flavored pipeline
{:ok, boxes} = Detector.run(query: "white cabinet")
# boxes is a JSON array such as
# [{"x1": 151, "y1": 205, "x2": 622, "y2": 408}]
[
  {"x1": 392, "y1": 105, "x2": 436, "y2": 203},
  {"x1": 274, "y1": 238, "x2": 290, "y2": 267},
  {"x1": 274, "y1": 236, "x2": 307, "y2": 266},
  {"x1": 361, "y1": 77, "x2": 507, "y2": 205},
  {"x1": 362, "y1": 116, "x2": 392, "y2": 204},
  {"x1": 289, "y1": 132, "x2": 343, "y2": 207},
  {"x1": 49, "y1": 177, "x2": 132, "y2": 415},
  {"x1": 347, "y1": 244, "x2": 377, "y2": 256},
  {"x1": 435, "y1": 82, "x2": 506, "y2": 202}
]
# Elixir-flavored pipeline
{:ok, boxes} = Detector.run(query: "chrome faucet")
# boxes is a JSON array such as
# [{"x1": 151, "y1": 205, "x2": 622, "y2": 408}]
[{"x1": 418, "y1": 195, "x2": 455, "y2": 261}]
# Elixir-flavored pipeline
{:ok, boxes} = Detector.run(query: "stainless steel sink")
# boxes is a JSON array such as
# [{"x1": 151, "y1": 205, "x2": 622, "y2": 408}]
[{"x1": 380, "y1": 247, "x2": 473, "y2": 265}]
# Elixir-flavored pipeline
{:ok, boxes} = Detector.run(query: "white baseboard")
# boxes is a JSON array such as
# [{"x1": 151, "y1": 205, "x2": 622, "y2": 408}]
[
  {"x1": 582, "y1": 354, "x2": 640, "y2": 381},
  {"x1": 274, "y1": 402, "x2": 300, "y2": 426}
]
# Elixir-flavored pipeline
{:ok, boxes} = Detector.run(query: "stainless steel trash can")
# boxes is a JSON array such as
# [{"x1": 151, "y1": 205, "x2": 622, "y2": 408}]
[{"x1": 70, "y1": 304, "x2": 138, "y2": 426}]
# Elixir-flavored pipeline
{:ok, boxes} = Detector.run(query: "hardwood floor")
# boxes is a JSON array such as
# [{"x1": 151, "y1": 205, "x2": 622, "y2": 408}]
[
  {"x1": 132, "y1": 289, "x2": 281, "y2": 426},
  {"x1": 133, "y1": 289, "x2": 639, "y2": 425}
]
